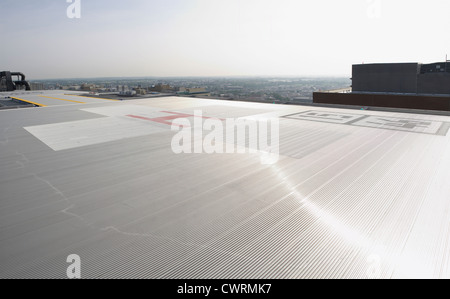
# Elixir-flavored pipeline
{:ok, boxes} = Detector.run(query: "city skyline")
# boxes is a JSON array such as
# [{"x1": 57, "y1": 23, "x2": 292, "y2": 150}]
[{"x1": 1, "y1": 0, "x2": 449, "y2": 80}]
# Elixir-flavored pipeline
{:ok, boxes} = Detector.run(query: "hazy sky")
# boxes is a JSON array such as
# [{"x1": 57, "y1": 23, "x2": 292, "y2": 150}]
[{"x1": 1, "y1": 0, "x2": 449, "y2": 79}]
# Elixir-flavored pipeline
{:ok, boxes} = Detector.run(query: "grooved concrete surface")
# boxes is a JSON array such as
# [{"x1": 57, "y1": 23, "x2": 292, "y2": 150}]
[{"x1": 1, "y1": 94, "x2": 449, "y2": 279}]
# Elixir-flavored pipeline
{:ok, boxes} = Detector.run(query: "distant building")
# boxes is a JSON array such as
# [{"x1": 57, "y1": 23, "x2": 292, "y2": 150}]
[
  {"x1": 119, "y1": 90, "x2": 136, "y2": 97},
  {"x1": 134, "y1": 88, "x2": 147, "y2": 95},
  {"x1": 30, "y1": 82, "x2": 46, "y2": 91},
  {"x1": 187, "y1": 87, "x2": 207, "y2": 94},
  {"x1": 178, "y1": 87, "x2": 211, "y2": 97},
  {"x1": 117, "y1": 85, "x2": 129, "y2": 92},
  {"x1": 68, "y1": 85, "x2": 81, "y2": 90},
  {"x1": 80, "y1": 83, "x2": 97, "y2": 92},
  {"x1": 149, "y1": 83, "x2": 173, "y2": 93}
]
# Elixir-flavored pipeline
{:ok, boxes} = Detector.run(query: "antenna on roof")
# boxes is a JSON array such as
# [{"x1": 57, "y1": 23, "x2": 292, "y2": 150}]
[{"x1": 446, "y1": 54, "x2": 449, "y2": 73}]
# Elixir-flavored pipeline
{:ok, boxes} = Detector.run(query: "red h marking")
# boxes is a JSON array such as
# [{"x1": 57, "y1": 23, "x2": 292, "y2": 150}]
[{"x1": 127, "y1": 111, "x2": 224, "y2": 127}]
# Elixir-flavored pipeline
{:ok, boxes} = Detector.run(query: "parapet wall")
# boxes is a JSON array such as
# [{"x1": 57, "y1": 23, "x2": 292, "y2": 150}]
[{"x1": 313, "y1": 92, "x2": 450, "y2": 112}]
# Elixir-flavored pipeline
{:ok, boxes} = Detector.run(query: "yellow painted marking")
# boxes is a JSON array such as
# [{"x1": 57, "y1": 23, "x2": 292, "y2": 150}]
[
  {"x1": 64, "y1": 94, "x2": 120, "y2": 101},
  {"x1": 38, "y1": 95, "x2": 86, "y2": 104},
  {"x1": 11, "y1": 97, "x2": 47, "y2": 107}
]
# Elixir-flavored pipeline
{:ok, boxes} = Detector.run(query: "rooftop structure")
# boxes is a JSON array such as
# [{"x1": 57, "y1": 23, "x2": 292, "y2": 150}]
[
  {"x1": 0, "y1": 71, "x2": 31, "y2": 92},
  {"x1": 352, "y1": 62, "x2": 450, "y2": 95},
  {"x1": 314, "y1": 61, "x2": 450, "y2": 111}
]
